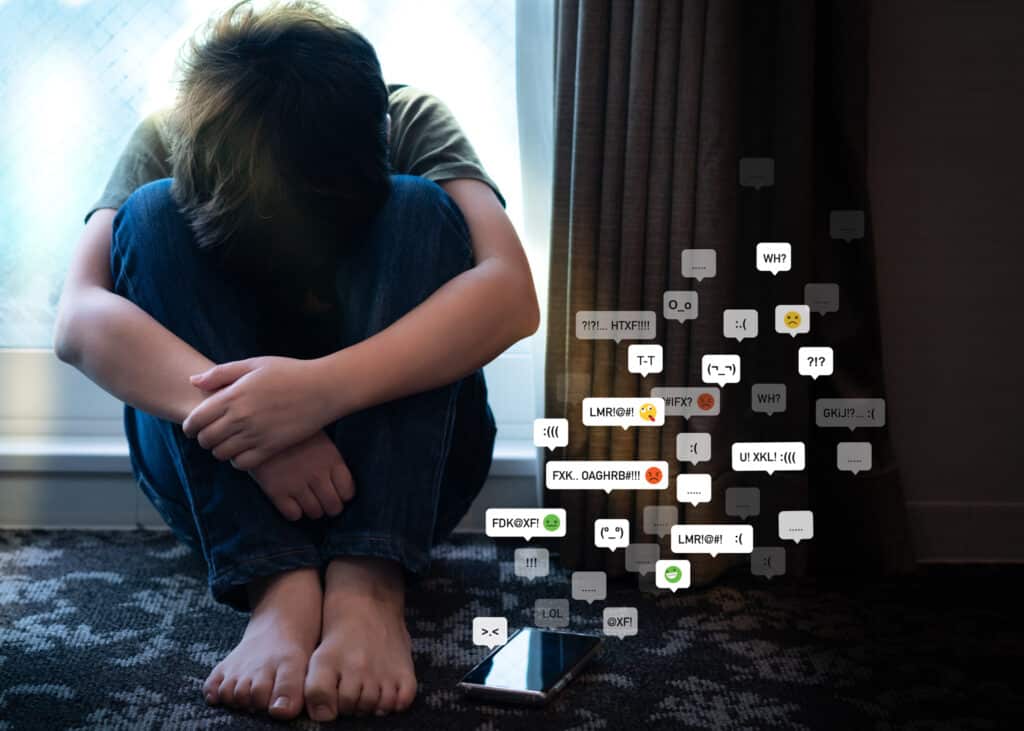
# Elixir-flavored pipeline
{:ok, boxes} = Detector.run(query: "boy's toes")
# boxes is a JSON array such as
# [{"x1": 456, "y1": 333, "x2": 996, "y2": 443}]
[
  {"x1": 250, "y1": 669, "x2": 275, "y2": 712},
  {"x1": 233, "y1": 677, "x2": 253, "y2": 709},
  {"x1": 355, "y1": 682, "x2": 381, "y2": 715},
  {"x1": 268, "y1": 661, "x2": 305, "y2": 720},
  {"x1": 304, "y1": 660, "x2": 340, "y2": 721},
  {"x1": 396, "y1": 676, "x2": 417, "y2": 712},
  {"x1": 376, "y1": 683, "x2": 398, "y2": 716},
  {"x1": 203, "y1": 669, "x2": 224, "y2": 705},
  {"x1": 218, "y1": 675, "x2": 239, "y2": 706}
]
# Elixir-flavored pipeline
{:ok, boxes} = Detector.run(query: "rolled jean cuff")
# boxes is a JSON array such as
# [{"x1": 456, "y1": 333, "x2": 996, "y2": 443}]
[
  {"x1": 210, "y1": 546, "x2": 324, "y2": 611},
  {"x1": 320, "y1": 532, "x2": 433, "y2": 580}
]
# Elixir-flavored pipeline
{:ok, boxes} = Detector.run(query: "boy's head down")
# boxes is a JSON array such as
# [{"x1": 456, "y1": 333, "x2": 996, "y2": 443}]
[{"x1": 169, "y1": 0, "x2": 391, "y2": 292}]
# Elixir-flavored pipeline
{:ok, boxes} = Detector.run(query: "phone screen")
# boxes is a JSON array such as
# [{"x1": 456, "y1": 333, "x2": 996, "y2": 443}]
[{"x1": 462, "y1": 628, "x2": 602, "y2": 693}]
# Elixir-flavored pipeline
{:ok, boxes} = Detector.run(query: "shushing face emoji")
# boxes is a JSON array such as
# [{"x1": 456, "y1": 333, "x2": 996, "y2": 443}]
[
  {"x1": 639, "y1": 402, "x2": 658, "y2": 422},
  {"x1": 783, "y1": 310, "x2": 802, "y2": 329}
]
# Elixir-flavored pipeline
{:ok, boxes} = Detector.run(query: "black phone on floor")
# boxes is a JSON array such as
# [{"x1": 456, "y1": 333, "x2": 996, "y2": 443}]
[{"x1": 458, "y1": 627, "x2": 604, "y2": 705}]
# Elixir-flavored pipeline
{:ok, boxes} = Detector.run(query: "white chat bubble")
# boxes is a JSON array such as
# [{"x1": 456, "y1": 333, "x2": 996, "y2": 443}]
[
  {"x1": 655, "y1": 559, "x2": 692, "y2": 592},
  {"x1": 676, "y1": 473, "x2": 712, "y2": 507},
  {"x1": 472, "y1": 616, "x2": 508, "y2": 649},
  {"x1": 514, "y1": 547, "x2": 550, "y2": 581},
  {"x1": 723, "y1": 309, "x2": 759, "y2": 342},
  {"x1": 671, "y1": 525, "x2": 753, "y2": 557},
  {"x1": 603, "y1": 607, "x2": 639, "y2": 639},
  {"x1": 739, "y1": 157, "x2": 774, "y2": 189},
  {"x1": 702, "y1": 354, "x2": 741, "y2": 387},
  {"x1": 837, "y1": 442, "x2": 873, "y2": 474},
  {"x1": 663, "y1": 290, "x2": 699, "y2": 323},
  {"x1": 774, "y1": 305, "x2": 810, "y2": 337},
  {"x1": 628, "y1": 344, "x2": 663, "y2": 377},
  {"x1": 676, "y1": 432, "x2": 711, "y2": 465},
  {"x1": 778, "y1": 510, "x2": 814, "y2": 544},
  {"x1": 594, "y1": 519, "x2": 630, "y2": 552},
  {"x1": 571, "y1": 571, "x2": 607, "y2": 604},
  {"x1": 651, "y1": 387, "x2": 720, "y2": 419},
  {"x1": 830, "y1": 210, "x2": 864, "y2": 242},
  {"x1": 642, "y1": 505, "x2": 678, "y2": 538},
  {"x1": 534, "y1": 599, "x2": 570, "y2": 629},
  {"x1": 798, "y1": 347, "x2": 834, "y2": 380},
  {"x1": 582, "y1": 397, "x2": 666, "y2": 430},
  {"x1": 575, "y1": 310, "x2": 657, "y2": 342},
  {"x1": 546, "y1": 460, "x2": 669, "y2": 493},
  {"x1": 625, "y1": 543, "x2": 661, "y2": 575},
  {"x1": 756, "y1": 242, "x2": 791, "y2": 275},
  {"x1": 682, "y1": 249, "x2": 717, "y2": 282},
  {"x1": 816, "y1": 398, "x2": 886, "y2": 430},
  {"x1": 485, "y1": 508, "x2": 566, "y2": 541},
  {"x1": 751, "y1": 383, "x2": 787, "y2": 415},
  {"x1": 725, "y1": 487, "x2": 761, "y2": 519},
  {"x1": 533, "y1": 418, "x2": 569, "y2": 451},
  {"x1": 751, "y1": 547, "x2": 786, "y2": 579},
  {"x1": 732, "y1": 442, "x2": 806, "y2": 475},
  {"x1": 804, "y1": 283, "x2": 840, "y2": 315}
]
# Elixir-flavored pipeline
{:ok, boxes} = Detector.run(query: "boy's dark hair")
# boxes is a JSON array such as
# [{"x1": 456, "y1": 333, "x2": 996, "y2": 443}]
[{"x1": 169, "y1": 0, "x2": 390, "y2": 314}]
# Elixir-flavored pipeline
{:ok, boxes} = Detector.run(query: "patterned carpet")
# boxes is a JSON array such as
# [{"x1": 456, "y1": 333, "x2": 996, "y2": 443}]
[{"x1": 1, "y1": 531, "x2": 1022, "y2": 730}]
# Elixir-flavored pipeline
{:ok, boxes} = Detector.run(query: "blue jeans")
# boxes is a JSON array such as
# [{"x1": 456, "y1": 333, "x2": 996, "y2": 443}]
[{"x1": 110, "y1": 176, "x2": 496, "y2": 610}]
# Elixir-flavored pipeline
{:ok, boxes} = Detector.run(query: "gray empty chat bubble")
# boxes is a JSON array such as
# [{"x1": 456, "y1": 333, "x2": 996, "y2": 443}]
[
  {"x1": 571, "y1": 571, "x2": 607, "y2": 604},
  {"x1": 804, "y1": 283, "x2": 840, "y2": 315},
  {"x1": 816, "y1": 398, "x2": 886, "y2": 430},
  {"x1": 682, "y1": 249, "x2": 717, "y2": 282},
  {"x1": 837, "y1": 442, "x2": 873, "y2": 474},
  {"x1": 624, "y1": 543, "x2": 660, "y2": 575},
  {"x1": 663, "y1": 290, "x2": 698, "y2": 324},
  {"x1": 603, "y1": 607, "x2": 638, "y2": 639},
  {"x1": 534, "y1": 599, "x2": 570, "y2": 629},
  {"x1": 676, "y1": 432, "x2": 711, "y2": 465},
  {"x1": 751, "y1": 547, "x2": 786, "y2": 579},
  {"x1": 725, "y1": 487, "x2": 761, "y2": 519},
  {"x1": 751, "y1": 383, "x2": 787, "y2": 415},
  {"x1": 830, "y1": 210, "x2": 865, "y2": 242},
  {"x1": 514, "y1": 547, "x2": 550, "y2": 581},
  {"x1": 642, "y1": 505, "x2": 678, "y2": 537},
  {"x1": 651, "y1": 387, "x2": 721, "y2": 420},
  {"x1": 739, "y1": 157, "x2": 774, "y2": 189}
]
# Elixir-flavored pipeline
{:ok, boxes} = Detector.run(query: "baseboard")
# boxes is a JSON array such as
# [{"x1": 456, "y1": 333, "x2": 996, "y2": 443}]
[{"x1": 906, "y1": 501, "x2": 1024, "y2": 563}]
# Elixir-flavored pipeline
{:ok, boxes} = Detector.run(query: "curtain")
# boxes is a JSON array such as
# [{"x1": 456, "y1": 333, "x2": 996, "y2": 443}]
[{"x1": 544, "y1": 0, "x2": 914, "y2": 582}]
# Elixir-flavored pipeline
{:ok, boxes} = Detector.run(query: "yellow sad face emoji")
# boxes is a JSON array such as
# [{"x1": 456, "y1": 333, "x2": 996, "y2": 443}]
[
  {"x1": 639, "y1": 402, "x2": 658, "y2": 422},
  {"x1": 783, "y1": 310, "x2": 802, "y2": 329}
]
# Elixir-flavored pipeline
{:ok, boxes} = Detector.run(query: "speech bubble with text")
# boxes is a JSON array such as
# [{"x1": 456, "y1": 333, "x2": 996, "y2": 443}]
[
  {"x1": 756, "y1": 242, "x2": 791, "y2": 275},
  {"x1": 676, "y1": 474, "x2": 712, "y2": 507},
  {"x1": 583, "y1": 397, "x2": 666, "y2": 430},
  {"x1": 625, "y1": 543, "x2": 661, "y2": 575},
  {"x1": 603, "y1": 607, "x2": 639, "y2": 639},
  {"x1": 486, "y1": 508, "x2": 566, "y2": 541},
  {"x1": 671, "y1": 525, "x2": 753, "y2": 557},
  {"x1": 798, "y1": 347, "x2": 834, "y2": 380},
  {"x1": 628, "y1": 344, "x2": 663, "y2": 377},
  {"x1": 676, "y1": 432, "x2": 711, "y2": 465},
  {"x1": 576, "y1": 310, "x2": 657, "y2": 343},
  {"x1": 594, "y1": 519, "x2": 630, "y2": 552},
  {"x1": 535, "y1": 599, "x2": 570, "y2": 629},
  {"x1": 472, "y1": 617, "x2": 508, "y2": 649},
  {"x1": 514, "y1": 547, "x2": 550, "y2": 581},
  {"x1": 816, "y1": 398, "x2": 886, "y2": 430},
  {"x1": 663, "y1": 290, "x2": 698, "y2": 323},
  {"x1": 702, "y1": 354, "x2": 741, "y2": 387},
  {"x1": 571, "y1": 571, "x2": 607, "y2": 604},
  {"x1": 642, "y1": 505, "x2": 678, "y2": 538},
  {"x1": 732, "y1": 442, "x2": 805, "y2": 475},
  {"x1": 546, "y1": 460, "x2": 669, "y2": 493},
  {"x1": 682, "y1": 249, "x2": 717, "y2": 281},
  {"x1": 751, "y1": 383, "x2": 787, "y2": 416},
  {"x1": 533, "y1": 418, "x2": 569, "y2": 451},
  {"x1": 778, "y1": 510, "x2": 814, "y2": 543},
  {"x1": 651, "y1": 387, "x2": 721, "y2": 419},
  {"x1": 837, "y1": 441, "x2": 873, "y2": 474},
  {"x1": 723, "y1": 309, "x2": 759, "y2": 342},
  {"x1": 751, "y1": 546, "x2": 786, "y2": 579}
]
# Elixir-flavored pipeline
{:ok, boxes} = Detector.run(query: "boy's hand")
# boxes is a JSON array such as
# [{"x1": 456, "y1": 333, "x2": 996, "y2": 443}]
[
  {"x1": 248, "y1": 430, "x2": 355, "y2": 521},
  {"x1": 183, "y1": 355, "x2": 335, "y2": 470}
]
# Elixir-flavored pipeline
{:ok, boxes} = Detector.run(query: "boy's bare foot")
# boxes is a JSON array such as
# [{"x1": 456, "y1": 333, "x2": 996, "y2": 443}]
[
  {"x1": 203, "y1": 567, "x2": 321, "y2": 720},
  {"x1": 303, "y1": 557, "x2": 417, "y2": 720}
]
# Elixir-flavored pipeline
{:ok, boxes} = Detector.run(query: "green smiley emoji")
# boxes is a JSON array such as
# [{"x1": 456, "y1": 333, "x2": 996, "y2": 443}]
[
  {"x1": 664, "y1": 565, "x2": 682, "y2": 584},
  {"x1": 543, "y1": 513, "x2": 561, "y2": 532}
]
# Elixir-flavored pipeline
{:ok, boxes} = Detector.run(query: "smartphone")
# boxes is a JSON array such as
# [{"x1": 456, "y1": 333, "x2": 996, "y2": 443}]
[{"x1": 458, "y1": 627, "x2": 603, "y2": 705}]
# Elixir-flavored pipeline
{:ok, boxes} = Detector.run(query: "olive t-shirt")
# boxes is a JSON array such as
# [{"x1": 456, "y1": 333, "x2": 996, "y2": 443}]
[{"x1": 86, "y1": 83, "x2": 503, "y2": 222}]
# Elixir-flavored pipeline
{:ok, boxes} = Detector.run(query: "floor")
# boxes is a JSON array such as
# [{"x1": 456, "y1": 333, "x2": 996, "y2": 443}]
[{"x1": 1, "y1": 530, "x2": 1022, "y2": 730}]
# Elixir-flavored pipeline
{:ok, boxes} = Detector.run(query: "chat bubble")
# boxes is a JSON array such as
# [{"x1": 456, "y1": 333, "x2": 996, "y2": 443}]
[
  {"x1": 751, "y1": 546, "x2": 786, "y2": 579},
  {"x1": 514, "y1": 547, "x2": 551, "y2": 581},
  {"x1": 756, "y1": 242, "x2": 791, "y2": 276},
  {"x1": 603, "y1": 607, "x2": 639, "y2": 639},
  {"x1": 625, "y1": 543, "x2": 661, "y2": 575},
  {"x1": 575, "y1": 310, "x2": 657, "y2": 343},
  {"x1": 830, "y1": 210, "x2": 865, "y2": 242},
  {"x1": 533, "y1": 418, "x2": 569, "y2": 451},
  {"x1": 594, "y1": 519, "x2": 630, "y2": 552},
  {"x1": 778, "y1": 510, "x2": 814, "y2": 543},
  {"x1": 571, "y1": 571, "x2": 607, "y2": 604},
  {"x1": 676, "y1": 432, "x2": 711, "y2": 465},
  {"x1": 682, "y1": 249, "x2": 717, "y2": 282},
  {"x1": 642, "y1": 505, "x2": 678, "y2": 538},
  {"x1": 651, "y1": 387, "x2": 721, "y2": 419},
  {"x1": 655, "y1": 559, "x2": 692, "y2": 591},
  {"x1": 798, "y1": 347, "x2": 834, "y2": 380},
  {"x1": 816, "y1": 398, "x2": 886, "y2": 430},
  {"x1": 723, "y1": 309, "x2": 759, "y2": 342},
  {"x1": 485, "y1": 508, "x2": 566, "y2": 541},
  {"x1": 628, "y1": 344, "x2": 663, "y2": 377},
  {"x1": 725, "y1": 487, "x2": 761, "y2": 519},
  {"x1": 837, "y1": 441, "x2": 873, "y2": 474},
  {"x1": 702, "y1": 354, "x2": 741, "y2": 387},
  {"x1": 739, "y1": 157, "x2": 774, "y2": 189},
  {"x1": 664, "y1": 290, "x2": 698, "y2": 324},
  {"x1": 546, "y1": 460, "x2": 669, "y2": 493},
  {"x1": 751, "y1": 383, "x2": 787, "y2": 416},
  {"x1": 676, "y1": 474, "x2": 712, "y2": 507},
  {"x1": 732, "y1": 442, "x2": 805, "y2": 475},
  {"x1": 774, "y1": 305, "x2": 810, "y2": 337},
  {"x1": 582, "y1": 397, "x2": 666, "y2": 430},
  {"x1": 671, "y1": 525, "x2": 753, "y2": 557},
  {"x1": 804, "y1": 283, "x2": 840, "y2": 315},
  {"x1": 472, "y1": 617, "x2": 508, "y2": 649},
  {"x1": 534, "y1": 599, "x2": 570, "y2": 629}
]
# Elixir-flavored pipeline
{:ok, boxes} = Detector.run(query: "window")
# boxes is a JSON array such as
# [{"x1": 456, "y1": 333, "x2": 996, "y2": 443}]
[{"x1": 0, "y1": 0, "x2": 552, "y2": 444}]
